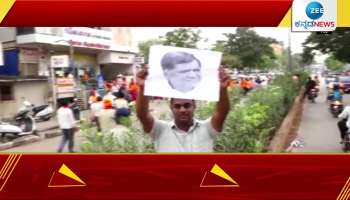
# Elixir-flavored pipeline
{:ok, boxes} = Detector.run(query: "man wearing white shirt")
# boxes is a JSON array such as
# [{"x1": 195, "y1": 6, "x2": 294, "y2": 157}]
[
  {"x1": 90, "y1": 96, "x2": 103, "y2": 131},
  {"x1": 338, "y1": 106, "x2": 350, "y2": 143},
  {"x1": 57, "y1": 100, "x2": 77, "y2": 153}
]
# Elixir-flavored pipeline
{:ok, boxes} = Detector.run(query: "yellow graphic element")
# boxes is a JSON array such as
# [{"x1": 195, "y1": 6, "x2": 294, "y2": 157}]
[
  {"x1": 48, "y1": 163, "x2": 86, "y2": 188},
  {"x1": 278, "y1": 7, "x2": 292, "y2": 27},
  {"x1": 336, "y1": 177, "x2": 350, "y2": 200},
  {"x1": 0, "y1": 0, "x2": 16, "y2": 24},
  {"x1": 200, "y1": 163, "x2": 239, "y2": 188},
  {"x1": 0, "y1": 154, "x2": 22, "y2": 192},
  {"x1": 0, "y1": 154, "x2": 14, "y2": 179},
  {"x1": 338, "y1": 0, "x2": 350, "y2": 27},
  {"x1": 59, "y1": 164, "x2": 85, "y2": 185}
]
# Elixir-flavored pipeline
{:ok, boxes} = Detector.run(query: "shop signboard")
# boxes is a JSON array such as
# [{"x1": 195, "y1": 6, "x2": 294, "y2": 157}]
[
  {"x1": 62, "y1": 27, "x2": 112, "y2": 50},
  {"x1": 51, "y1": 55, "x2": 69, "y2": 68},
  {"x1": 56, "y1": 77, "x2": 76, "y2": 98},
  {"x1": 19, "y1": 48, "x2": 39, "y2": 64}
]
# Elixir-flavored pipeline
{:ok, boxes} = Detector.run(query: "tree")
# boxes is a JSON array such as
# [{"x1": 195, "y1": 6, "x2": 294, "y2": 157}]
[
  {"x1": 221, "y1": 28, "x2": 277, "y2": 69},
  {"x1": 325, "y1": 55, "x2": 345, "y2": 72},
  {"x1": 138, "y1": 39, "x2": 163, "y2": 64},
  {"x1": 222, "y1": 54, "x2": 242, "y2": 69},
  {"x1": 302, "y1": 27, "x2": 350, "y2": 63},
  {"x1": 212, "y1": 40, "x2": 242, "y2": 69},
  {"x1": 162, "y1": 28, "x2": 201, "y2": 48},
  {"x1": 301, "y1": 47, "x2": 315, "y2": 66}
]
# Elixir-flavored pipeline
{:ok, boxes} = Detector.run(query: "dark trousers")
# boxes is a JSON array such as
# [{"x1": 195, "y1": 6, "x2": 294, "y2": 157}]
[
  {"x1": 337, "y1": 119, "x2": 348, "y2": 140},
  {"x1": 57, "y1": 128, "x2": 75, "y2": 153},
  {"x1": 92, "y1": 117, "x2": 101, "y2": 132}
]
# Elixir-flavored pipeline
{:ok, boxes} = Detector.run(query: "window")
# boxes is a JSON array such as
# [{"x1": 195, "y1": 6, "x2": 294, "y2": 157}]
[
  {"x1": 19, "y1": 63, "x2": 39, "y2": 76},
  {"x1": 0, "y1": 85, "x2": 14, "y2": 101},
  {"x1": 16, "y1": 27, "x2": 35, "y2": 35}
]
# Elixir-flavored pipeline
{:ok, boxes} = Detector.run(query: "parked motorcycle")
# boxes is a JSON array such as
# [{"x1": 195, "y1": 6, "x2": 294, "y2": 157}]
[
  {"x1": 0, "y1": 110, "x2": 37, "y2": 138},
  {"x1": 20, "y1": 100, "x2": 53, "y2": 121},
  {"x1": 330, "y1": 100, "x2": 344, "y2": 118}
]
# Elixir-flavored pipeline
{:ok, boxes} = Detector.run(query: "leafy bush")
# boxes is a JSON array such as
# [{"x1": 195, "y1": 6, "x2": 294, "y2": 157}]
[
  {"x1": 196, "y1": 87, "x2": 242, "y2": 120},
  {"x1": 197, "y1": 72, "x2": 307, "y2": 153},
  {"x1": 80, "y1": 122, "x2": 155, "y2": 153},
  {"x1": 117, "y1": 117, "x2": 132, "y2": 128}
]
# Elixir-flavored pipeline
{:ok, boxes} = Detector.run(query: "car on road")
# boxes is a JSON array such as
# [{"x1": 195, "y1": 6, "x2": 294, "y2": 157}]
[
  {"x1": 339, "y1": 76, "x2": 350, "y2": 93},
  {"x1": 325, "y1": 74, "x2": 338, "y2": 84}
]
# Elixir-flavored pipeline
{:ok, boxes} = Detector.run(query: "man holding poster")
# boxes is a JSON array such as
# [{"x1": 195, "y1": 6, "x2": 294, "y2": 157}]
[{"x1": 136, "y1": 64, "x2": 230, "y2": 152}]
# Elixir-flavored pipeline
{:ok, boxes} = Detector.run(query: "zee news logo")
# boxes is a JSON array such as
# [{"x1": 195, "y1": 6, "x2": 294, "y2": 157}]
[{"x1": 295, "y1": 1, "x2": 335, "y2": 30}]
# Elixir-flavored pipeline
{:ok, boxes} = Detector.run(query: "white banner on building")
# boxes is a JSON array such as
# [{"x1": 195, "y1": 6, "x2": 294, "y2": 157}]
[
  {"x1": 62, "y1": 27, "x2": 113, "y2": 50},
  {"x1": 0, "y1": 42, "x2": 4, "y2": 66},
  {"x1": 50, "y1": 55, "x2": 69, "y2": 68}
]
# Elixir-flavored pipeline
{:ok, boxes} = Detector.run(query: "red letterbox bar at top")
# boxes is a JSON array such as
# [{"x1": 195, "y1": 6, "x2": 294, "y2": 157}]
[{"x1": 1, "y1": 0, "x2": 293, "y2": 26}]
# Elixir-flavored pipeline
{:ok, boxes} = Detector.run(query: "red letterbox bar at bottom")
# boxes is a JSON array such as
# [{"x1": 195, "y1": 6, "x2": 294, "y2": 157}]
[{"x1": 0, "y1": 154, "x2": 348, "y2": 200}]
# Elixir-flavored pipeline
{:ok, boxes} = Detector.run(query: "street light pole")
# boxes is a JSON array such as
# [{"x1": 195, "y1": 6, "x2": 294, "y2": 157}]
[
  {"x1": 68, "y1": 43, "x2": 80, "y2": 89},
  {"x1": 49, "y1": 50, "x2": 57, "y2": 111},
  {"x1": 55, "y1": 39, "x2": 80, "y2": 90}
]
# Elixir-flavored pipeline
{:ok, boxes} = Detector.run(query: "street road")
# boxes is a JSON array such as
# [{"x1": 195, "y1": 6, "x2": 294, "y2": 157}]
[{"x1": 294, "y1": 78, "x2": 350, "y2": 153}]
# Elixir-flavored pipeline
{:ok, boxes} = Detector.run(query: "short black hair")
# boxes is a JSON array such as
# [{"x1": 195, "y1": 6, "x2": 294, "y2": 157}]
[
  {"x1": 116, "y1": 91, "x2": 125, "y2": 98},
  {"x1": 59, "y1": 99, "x2": 69, "y2": 107},
  {"x1": 161, "y1": 51, "x2": 201, "y2": 71},
  {"x1": 170, "y1": 98, "x2": 196, "y2": 105}
]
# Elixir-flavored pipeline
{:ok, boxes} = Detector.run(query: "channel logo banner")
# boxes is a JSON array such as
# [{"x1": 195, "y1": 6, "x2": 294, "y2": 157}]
[{"x1": 292, "y1": 0, "x2": 337, "y2": 31}]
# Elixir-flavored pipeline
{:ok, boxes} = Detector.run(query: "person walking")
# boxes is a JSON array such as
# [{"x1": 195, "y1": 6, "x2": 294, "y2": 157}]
[{"x1": 57, "y1": 100, "x2": 77, "y2": 153}]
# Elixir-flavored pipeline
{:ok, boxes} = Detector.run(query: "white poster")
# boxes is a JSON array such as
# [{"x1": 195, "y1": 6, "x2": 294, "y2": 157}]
[
  {"x1": 145, "y1": 45, "x2": 222, "y2": 101},
  {"x1": 50, "y1": 55, "x2": 69, "y2": 68},
  {"x1": 0, "y1": 42, "x2": 3, "y2": 66}
]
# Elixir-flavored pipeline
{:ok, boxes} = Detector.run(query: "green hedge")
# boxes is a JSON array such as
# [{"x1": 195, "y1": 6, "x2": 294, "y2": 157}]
[
  {"x1": 197, "y1": 72, "x2": 307, "y2": 152},
  {"x1": 80, "y1": 122, "x2": 155, "y2": 153}
]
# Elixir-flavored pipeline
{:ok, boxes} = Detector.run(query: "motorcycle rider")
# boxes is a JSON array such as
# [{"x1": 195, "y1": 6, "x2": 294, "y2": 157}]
[
  {"x1": 338, "y1": 105, "x2": 350, "y2": 143},
  {"x1": 304, "y1": 76, "x2": 317, "y2": 99},
  {"x1": 332, "y1": 84, "x2": 343, "y2": 102}
]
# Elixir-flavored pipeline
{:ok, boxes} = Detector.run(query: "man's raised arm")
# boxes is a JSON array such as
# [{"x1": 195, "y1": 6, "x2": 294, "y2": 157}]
[
  {"x1": 211, "y1": 67, "x2": 230, "y2": 132},
  {"x1": 135, "y1": 67, "x2": 154, "y2": 133}
]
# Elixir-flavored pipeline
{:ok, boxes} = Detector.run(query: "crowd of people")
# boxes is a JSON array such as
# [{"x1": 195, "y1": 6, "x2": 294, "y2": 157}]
[
  {"x1": 239, "y1": 75, "x2": 269, "y2": 95},
  {"x1": 88, "y1": 74, "x2": 137, "y2": 132}
]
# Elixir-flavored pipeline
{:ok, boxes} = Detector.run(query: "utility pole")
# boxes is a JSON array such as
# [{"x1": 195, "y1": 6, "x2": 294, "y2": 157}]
[
  {"x1": 55, "y1": 39, "x2": 79, "y2": 93},
  {"x1": 68, "y1": 43, "x2": 80, "y2": 89},
  {"x1": 49, "y1": 53, "x2": 57, "y2": 110}
]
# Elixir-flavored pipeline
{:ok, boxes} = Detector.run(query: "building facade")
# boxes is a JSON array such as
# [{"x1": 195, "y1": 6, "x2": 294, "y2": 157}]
[{"x1": 0, "y1": 27, "x2": 137, "y2": 118}]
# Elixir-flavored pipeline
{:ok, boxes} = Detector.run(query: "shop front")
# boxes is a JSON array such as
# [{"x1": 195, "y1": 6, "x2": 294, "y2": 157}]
[{"x1": 98, "y1": 52, "x2": 136, "y2": 80}]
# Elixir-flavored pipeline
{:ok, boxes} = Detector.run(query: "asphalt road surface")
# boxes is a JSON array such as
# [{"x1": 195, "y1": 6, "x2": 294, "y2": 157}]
[{"x1": 294, "y1": 78, "x2": 350, "y2": 153}]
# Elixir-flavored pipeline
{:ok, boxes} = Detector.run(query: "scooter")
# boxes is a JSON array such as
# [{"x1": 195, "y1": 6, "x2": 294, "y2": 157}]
[
  {"x1": 0, "y1": 110, "x2": 37, "y2": 138},
  {"x1": 330, "y1": 100, "x2": 344, "y2": 118},
  {"x1": 20, "y1": 100, "x2": 53, "y2": 121}
]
